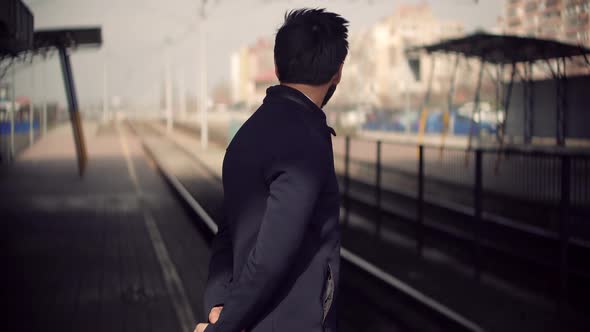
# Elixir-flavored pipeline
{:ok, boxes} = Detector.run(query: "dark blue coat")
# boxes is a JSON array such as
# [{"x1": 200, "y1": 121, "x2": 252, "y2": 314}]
[{"x1": 203, "y1": 84, "x2": 341, "y2": 332}]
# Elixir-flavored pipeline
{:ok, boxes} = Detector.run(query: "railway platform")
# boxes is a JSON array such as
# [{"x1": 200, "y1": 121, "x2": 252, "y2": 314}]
[
  {"x1": 2, "y1": 118, "x2": 588, "y2": 332},
  {"x1": 1, "y1": 121, "x2": 210, "y2": 332},
  {"x1": 146, "y1": 119, "x2": 588, "y2": 332}
]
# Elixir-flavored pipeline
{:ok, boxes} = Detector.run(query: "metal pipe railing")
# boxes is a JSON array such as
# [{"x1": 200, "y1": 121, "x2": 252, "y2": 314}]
[{"x1": 337, "y1": 133, "x2": 585, "y2": 320}]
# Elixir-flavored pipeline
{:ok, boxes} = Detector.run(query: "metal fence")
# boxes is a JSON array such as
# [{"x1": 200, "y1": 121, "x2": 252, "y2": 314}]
[
  {"x1": 333, "y1": 134, "x2": 590, "y2": 310},
  {"x1": 0, "y1": 106, "x2": 61, "y2": 162},
  {"x1": 333, "y1": 135, "x2": 590, "y2": 228},
  {"x1": 172, "y1": 120, "x2": 590, "y2": 311}
]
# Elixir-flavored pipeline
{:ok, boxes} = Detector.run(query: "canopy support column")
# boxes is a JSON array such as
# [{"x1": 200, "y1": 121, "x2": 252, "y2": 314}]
[
  {"x1": 440, "y1": 55, "x2": 460, "y2": 157},
  {"x1": 547, "y1": 57, "x2": 568, "y2": 146},
  {"x1": 58, "y1": 45, "x2": 87, "y2": 176},
  {"x1": 494, "y1": 62, "x2": 516, "y2": 173},
  {"x1": 523, "y1": 62, "x2": 535, "y2": 145},
  {"x1": 466, "y1": 59, "x2": 485, "y2": 163},
  {"x1": 417, "y1": 56, "x2": 436, "y2": 146}
]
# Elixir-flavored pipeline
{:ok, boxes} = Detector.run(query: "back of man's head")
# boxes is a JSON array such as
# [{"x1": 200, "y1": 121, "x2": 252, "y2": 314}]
[{"x1": 274, "y1": 8, "x2": 349, "y2": 85}]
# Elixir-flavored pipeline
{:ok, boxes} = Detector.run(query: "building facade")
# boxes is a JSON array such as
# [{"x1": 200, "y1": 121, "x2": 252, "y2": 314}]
[
  {"x1": 504, "y1": 0, "x2": 590, "y2": 45},
  {"x1": 334, "y1": 3, "x2": 465, "y2": 110},
  {"x1": 231, "y1": 4, "x2": 467, "y2": 111},
  {"x1": 230, "y1": 37, "x2": 277, "y2": 108}
]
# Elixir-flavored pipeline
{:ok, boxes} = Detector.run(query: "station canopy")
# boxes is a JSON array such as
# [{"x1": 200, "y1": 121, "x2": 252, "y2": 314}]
[
  {"x1": 33, "y1": 27, "x2": 102, "y2": 50},
  {"x1": 407, "y1": 32, "x2": 590, "y2": 64}
]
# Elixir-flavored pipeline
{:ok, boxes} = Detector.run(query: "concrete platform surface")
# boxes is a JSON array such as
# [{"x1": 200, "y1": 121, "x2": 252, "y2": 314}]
[{"x1": 0, "y1": 121, "x2": 212, "y2": 332}]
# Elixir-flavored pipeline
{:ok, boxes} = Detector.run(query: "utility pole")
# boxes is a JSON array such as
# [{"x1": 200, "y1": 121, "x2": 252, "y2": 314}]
[
  {"x1": 41, "y1": 55, "x2": 48, "y2": 136},
  {"x1": 164, "y1": 41, "x2": 173, "y2": 133},
  {"x1": 10, "y1": 63, "x2": 16, "y2": 160},
  {"x1": 402, "y1": 81, "x2": 410, "y2": 134},
  {"x1": 179, "y1": 69, "x2": 187, "y2": 120},
  {"x1": 198, "y1": 1, "x2": 208, "y2": 149},
  {"x1": 103, "y1": 59, "x2": 109, "y2": 123},
  {"x1": 30, "y1": 56, "x2": 35, "y2": 147}
]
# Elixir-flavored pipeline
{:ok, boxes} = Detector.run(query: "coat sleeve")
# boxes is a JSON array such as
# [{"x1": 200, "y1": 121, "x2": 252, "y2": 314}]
[
  {"x1": 204, "y1": 146, "x2": 327, "y2": 332},
  {"x1": 203, "y1": 208, "x2": 234, "y2": 318}
]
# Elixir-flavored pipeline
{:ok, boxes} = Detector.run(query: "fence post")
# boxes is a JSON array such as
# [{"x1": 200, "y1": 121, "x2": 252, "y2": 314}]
[
  {"x1": 474, "y1": 149, "x2": 483, "y2": 281},
  {"x1": 344, "y1": 136, "x2": 351, "y2": 226},
  {"x1": 558, "y1": 155, "x2": 571, "y2": 318},
  {"x1": 375, "y1": 140, "x2": 382, "y2": 238},
  {"x1": 417, "y1": 145, "x2": 424, "y2": 256}
]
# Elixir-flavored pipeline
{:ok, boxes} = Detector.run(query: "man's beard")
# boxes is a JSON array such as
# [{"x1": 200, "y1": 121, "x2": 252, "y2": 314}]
[{"x1": 321, "y1": 84, "x2": 337, "y2": 108}]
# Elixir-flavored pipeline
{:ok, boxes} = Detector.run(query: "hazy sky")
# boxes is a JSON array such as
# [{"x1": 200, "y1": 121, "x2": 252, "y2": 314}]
[{"x1": 12, "y1": 0, "x2": 502, "y2": 109}]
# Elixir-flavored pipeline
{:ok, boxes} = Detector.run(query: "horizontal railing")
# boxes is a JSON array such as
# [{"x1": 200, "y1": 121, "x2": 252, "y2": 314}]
[
  {"x1": 172, "y1": 121, "x2": 590, "y2": 317},
  {"x1": 333, "y1": 134, "x2": 590, "y2": 315},
  {"x1": 133, "y1": 120, "x2": 485, "y2": 332}
]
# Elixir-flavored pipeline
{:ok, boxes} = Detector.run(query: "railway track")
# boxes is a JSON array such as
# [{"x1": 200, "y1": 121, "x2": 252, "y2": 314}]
[
  {"x1": 127, "y1": 120, "x2": 484, "y2": 332},
  {"x1": 154, "y1": 119, "x2": 590, "y2": 310}
]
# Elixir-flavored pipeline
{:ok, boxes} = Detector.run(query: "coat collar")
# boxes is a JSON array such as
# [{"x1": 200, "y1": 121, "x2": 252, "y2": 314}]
[{"x1": 264, "y1": 84, "x2": 337, "y2": 136}]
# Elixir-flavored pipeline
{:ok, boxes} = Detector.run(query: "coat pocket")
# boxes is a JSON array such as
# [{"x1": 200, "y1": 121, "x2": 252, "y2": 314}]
[{"x1": 321, "y1": 262, "x2": 335, "y2": 325}]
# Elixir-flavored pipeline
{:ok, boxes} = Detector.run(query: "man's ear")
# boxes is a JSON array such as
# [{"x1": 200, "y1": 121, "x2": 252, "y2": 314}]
[
  {"x1": 333, "y1": 63, "x2": 344, "y2": 85},
  {"x1": 274, "y1": 62, "x2": 280, "y2": 81}
]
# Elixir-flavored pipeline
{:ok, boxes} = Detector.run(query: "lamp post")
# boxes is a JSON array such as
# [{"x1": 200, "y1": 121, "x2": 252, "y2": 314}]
[
  {"x1": 10, "y1": 63, "x2": 16, "y2": 160},
  {"x1": 30, "y1": 56, "x2": 35, "y2": 147},
  {"x1": 103, "y1": 58, "x2": 109, "y2": 123},
  {"x1": 198, "y1": 2, "x2": 208, "y2": 149},
  {"x1": 179, "y1": 69, "x2": 187, "y2": 120},
  {"x1": 41, "y1": 54, "x2": 47, "y2": 136},
  {"x1": 164, "y1": 40, "x2": 173, "y2": 133}
]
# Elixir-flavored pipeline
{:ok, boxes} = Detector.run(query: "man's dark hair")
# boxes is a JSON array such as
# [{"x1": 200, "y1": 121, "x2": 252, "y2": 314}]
[{"x1": 274, "y1": 8, "x2": 349, "y2": 85}]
